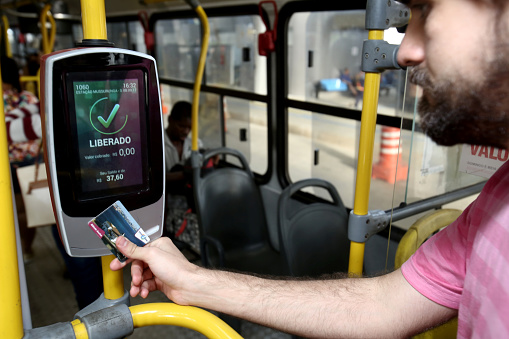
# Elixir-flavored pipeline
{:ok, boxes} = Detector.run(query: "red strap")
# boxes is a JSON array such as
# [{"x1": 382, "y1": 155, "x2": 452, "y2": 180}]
[
  {"x1": 175, "y1": 208, "x2": 193, "y2": 237},
  {"x1": 258, "y1": 0, "x2": 278, "y2": 41},
  {"x1": 138, "y1": 11, "x2": 154, "y2": 52}
]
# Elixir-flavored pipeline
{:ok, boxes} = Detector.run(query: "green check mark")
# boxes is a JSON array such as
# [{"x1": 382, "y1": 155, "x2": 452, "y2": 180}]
[{"x1": 97, "y1": 104, "x2": 120, "y2": 128}]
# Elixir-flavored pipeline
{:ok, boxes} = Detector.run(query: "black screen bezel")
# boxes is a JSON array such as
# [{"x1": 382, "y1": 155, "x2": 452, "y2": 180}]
[
  {"x1": 49, "y1": 51, "x2": 164, "y2": 217},
  {"x1": 65, "y1": 69, "x2": 149, "y2": 200}
]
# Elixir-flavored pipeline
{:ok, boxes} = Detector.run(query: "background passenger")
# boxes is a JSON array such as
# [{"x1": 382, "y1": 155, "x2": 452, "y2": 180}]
[
  {"x1": 164, "y1": 100, "x2": 202, "y2": 196},
  {"x1": 339, "y1": 67, "x2": 358, "y2": 97},
  {"x1": 164, "y1": 101, "x2": 204, "y2": 252}
]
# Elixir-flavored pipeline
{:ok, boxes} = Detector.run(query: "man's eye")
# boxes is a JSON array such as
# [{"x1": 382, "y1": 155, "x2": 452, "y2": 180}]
[{"x1": 411, "y1": 3, "x2": 430, "y2": 19}]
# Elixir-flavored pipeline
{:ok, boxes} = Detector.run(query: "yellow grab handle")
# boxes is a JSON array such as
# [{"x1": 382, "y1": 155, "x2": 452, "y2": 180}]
[
  {"x1": 40, "y1": 4, "x2": 56, "y2": 54},
  {"x1": 191, "y1": 5, "x2": 210, "y2": 151},
  {"x1": 131, "y1": 303, "x2": 243, "y2": 339}
]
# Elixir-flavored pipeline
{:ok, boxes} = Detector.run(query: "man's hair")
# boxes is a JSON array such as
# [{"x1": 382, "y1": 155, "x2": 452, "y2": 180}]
[
  {"x1": 1, "y1": 55, "x2": 21, "y2": 92},
  {"x1": 169, "y1": 101, "x2": 192, "y2": 121}
]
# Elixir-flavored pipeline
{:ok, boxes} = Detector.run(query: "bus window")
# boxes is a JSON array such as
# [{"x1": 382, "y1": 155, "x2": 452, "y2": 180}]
[
  {"x1": 128, "y1": 21, "x2": 146, "y2": 53},
  {"x1": 72, "y1": 23, "x2": 83, "y2": 43},
  {"x1": 224, "y1": 97, "x2": 268, "y2": 174},
  {"x1": 285, "y1": 8, "x2": 483, "y2": 214},
  {"x1": 288, "y1": 108, "x2": 359, "y2": 207},
  {"x1": 107, "y1": 22, "x2": 129, "y2": 49},
  {"x1": 288, "y1": 10, "x2": 406, "y2": 115},
  {"x1": 154, "y1": 15, "x2": 267, "y2": 94}
]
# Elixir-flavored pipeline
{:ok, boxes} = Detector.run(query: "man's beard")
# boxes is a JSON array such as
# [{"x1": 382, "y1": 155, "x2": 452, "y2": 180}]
[{"x1": 408, "y1": 62, "x2": 509, "y2": 149}]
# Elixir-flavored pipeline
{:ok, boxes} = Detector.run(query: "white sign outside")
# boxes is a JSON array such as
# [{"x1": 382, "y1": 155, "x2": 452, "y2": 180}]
[{"x1": 458, "y1": 144, "x2": 509, "y2": 178}]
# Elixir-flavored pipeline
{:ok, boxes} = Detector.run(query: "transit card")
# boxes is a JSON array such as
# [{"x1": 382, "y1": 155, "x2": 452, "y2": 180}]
[{"x1": 88, "y1": 200, "x2": 150, "y2": 262}]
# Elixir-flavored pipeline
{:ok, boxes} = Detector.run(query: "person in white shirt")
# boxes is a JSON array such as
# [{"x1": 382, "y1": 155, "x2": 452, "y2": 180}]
[{"x1": 164, "y1": 101, "x2": 203, "y2": 190}]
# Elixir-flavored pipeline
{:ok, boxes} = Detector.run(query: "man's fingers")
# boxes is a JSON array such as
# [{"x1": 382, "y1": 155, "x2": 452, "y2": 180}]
[
  {"x1": 140, "y1": 279, "x2": 158, "y2": 298},
  {"x1": 130, "y1": 259, "x2": 145, "y2": 285},
  {"x1": 116, "y1": 236, "x2": 145, "y2": 260},
  {"x1": 110, "y1": 258, "x2": 128, "y2": 271}
]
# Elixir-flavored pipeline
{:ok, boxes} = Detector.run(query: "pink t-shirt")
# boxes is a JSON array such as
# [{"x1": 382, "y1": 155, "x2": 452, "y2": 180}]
[{"x1": 402, "y1": 160, "x2": 509, "y2": 338}]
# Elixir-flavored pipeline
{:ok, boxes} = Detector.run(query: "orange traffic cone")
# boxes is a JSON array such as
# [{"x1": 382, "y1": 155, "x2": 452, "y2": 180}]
[{"x1": 372, "y1": 126, "x2": 408, "y2": 184}]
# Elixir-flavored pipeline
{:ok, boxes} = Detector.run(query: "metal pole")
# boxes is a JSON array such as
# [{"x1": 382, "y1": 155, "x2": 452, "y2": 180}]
[
  {"x1": 191, "y1": 5, "x2": 210, "y2": 152},
  {"x1": 79, "y1": 0, "x2": 125, "y2": 300},
  {"x1": 348, "y1": 29, "x2": 384, "y2": 276},
  {"x1": 80, "y1": 0, "x2": 107, "y2": 40},
  {"x1": 0, "y1": 58, "x2": 24, "y2": 339}
]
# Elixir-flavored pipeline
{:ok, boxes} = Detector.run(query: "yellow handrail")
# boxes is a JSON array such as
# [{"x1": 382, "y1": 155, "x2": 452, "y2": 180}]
[
  {"x1": 348, "y1": 30, "x2": 384, "y2": 276},
  {"x1": 71, "y1": 319, "x2": 89, "y2": 339},
  {"x1": 191, "y1": 5, "x2": 210, "y2": 152},
  {"x1": 40, "y1": 4, "x2": 56, "y2": 55},
  {"x1": 19, "y1": 73, "x2": 40, "y2": 98},
  {"x1": 0, "y1": 52, "x2": 24, "y2": 339},
  {"x1": 131, "y1": 303, "x2": 243, "y2": 339},
  {"x1": 1, "y1": 15, "x2": 11, "y2": 58}
]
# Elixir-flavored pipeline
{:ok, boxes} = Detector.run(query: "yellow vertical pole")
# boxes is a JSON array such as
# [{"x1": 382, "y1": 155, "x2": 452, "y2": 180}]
[
  {"x1": 102, "y1": 255, "x2": 124, "y2": 299},
  {"x1": 0, "y1": 62, "x2": 24, "y2": 338},
  {"x1": 348, "y1": 30, "x2": 384, "y2": 276},
  {"x1": 2, "y1": 15, "x2": 12, "y2": 58},
  {"x1": 79, "y1": 0, "x2": 125, "y2": 299},
  {"x1": 80, "y1": 0, "x2": 107, "y2": 40}
]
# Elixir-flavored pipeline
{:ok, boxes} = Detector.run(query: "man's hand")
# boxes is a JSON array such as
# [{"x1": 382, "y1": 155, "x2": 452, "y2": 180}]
[{"x1": 110, "y1": 236, "x2": 200, "y2": 305}]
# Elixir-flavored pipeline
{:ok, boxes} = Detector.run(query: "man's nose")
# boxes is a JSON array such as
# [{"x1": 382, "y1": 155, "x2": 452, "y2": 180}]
[{"x1": 396, "y1": 23, "x2": 425, "y2": 68}]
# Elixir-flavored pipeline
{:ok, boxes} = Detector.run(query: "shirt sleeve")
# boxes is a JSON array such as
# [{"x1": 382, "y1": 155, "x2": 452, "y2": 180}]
[{"x1": 401, "y1": 204, "x2": 472, "y2": 310}]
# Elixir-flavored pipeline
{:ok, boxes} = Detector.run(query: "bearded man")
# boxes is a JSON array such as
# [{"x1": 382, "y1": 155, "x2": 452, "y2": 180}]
[{"x1": 110, "y1": 1, "x2": 509, "y2": 338}]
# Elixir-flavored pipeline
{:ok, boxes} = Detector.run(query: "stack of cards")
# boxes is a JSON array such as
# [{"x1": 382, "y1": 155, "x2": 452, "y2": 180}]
[{"x1": 88, "y1": 200, "x2": 150, "y2": 262}]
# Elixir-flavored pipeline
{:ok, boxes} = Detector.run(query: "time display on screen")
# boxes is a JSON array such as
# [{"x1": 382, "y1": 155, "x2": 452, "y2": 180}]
[{"x1": 72, "y1": 73, "x2": 145, "y2": 195}]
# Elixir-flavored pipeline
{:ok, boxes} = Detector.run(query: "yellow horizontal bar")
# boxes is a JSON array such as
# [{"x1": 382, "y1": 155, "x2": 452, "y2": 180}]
[
  {"x1": 131, "y1": 303, "x2": 243, "y2": 339},
  {"x1": 19, "y1": 76, "x2": 38, "y2": 83},
  {"x1": 71, "y1": 319, "x2": 89, "y2": 339}
]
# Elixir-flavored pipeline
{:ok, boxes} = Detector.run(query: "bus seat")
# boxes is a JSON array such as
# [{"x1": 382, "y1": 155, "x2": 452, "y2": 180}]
[
  {"x1": 260, "y1": 185, "x2": 282, "y2": 251},
  {"x1": 192, "y1": 147, "x2": 287, "y2": 275},
  {"x1": 278, "y1": 179, "x2": 350, "y2": 277},
  {"x1": 395, "y1": 209, "x2": 462, "y2": 339}
]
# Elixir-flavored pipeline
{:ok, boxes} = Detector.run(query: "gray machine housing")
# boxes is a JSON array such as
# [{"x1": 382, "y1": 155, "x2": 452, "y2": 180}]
[{"x1": 42, "y1": 48, "x2": 165, "y2": 257}]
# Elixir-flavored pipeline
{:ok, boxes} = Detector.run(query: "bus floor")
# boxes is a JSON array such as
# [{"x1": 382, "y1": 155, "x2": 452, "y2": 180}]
[{"x1": 23, "y1": 225, "x2": 292, "y2": 339}]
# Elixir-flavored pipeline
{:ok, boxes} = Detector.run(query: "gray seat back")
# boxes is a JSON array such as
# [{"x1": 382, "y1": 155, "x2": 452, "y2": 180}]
[
  {"x1": 278, "y1": 179, "x2": 350, "y2": 276},
  {"x1": 192, "y1": 148, "x2": 270, "y2": 253}
]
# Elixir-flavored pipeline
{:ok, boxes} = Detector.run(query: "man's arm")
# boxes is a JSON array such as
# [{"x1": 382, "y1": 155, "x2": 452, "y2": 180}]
[{"x1": 111, "y1": 236, "x2": 457, "y2": 338}]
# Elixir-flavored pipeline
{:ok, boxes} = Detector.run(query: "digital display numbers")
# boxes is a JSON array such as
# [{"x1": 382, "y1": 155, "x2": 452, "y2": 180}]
[
  {"x1": 74, "y1": 81, "x2": 137, "y2": 93},
  {"x1": 72, "y1": 74, "x2": 145, "y2": 195}
]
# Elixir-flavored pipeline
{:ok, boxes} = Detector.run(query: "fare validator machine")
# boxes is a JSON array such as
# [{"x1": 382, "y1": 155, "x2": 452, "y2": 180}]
[{"x1": 41, "y1": 46, "x2": 165, "y2": 257}]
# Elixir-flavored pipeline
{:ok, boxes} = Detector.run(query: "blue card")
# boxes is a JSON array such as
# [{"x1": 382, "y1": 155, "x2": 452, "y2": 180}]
[{"x1": 88, "y1": 200, "x2": 150, "y2": 262}]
